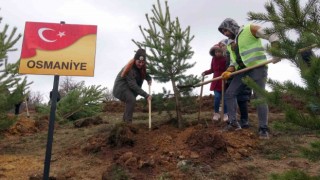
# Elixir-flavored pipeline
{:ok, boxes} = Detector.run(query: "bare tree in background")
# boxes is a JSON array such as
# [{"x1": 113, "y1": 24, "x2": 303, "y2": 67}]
[
  {"x1": 59, "y1": 77, "x2": 84, "y2": 97},
  {"x1": 28, "y1": 91, "x2": 44, "y2": 106},
  {"x1": 104, "y1": 87, "x2": 116, "y2": 102}
]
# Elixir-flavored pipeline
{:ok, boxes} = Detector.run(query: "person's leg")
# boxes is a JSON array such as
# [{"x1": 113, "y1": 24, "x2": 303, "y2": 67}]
[
  {"x1": 213, "y1": 90, "x2": 221, "y2": 120},
  {"x1": 224, "y1": 76, "x2": 245, "y2": 130},
  {"x1": 121, "y1": 90, "x2": 136, "y2": 123},
  {"x1": 248, "y1": 66, "x2": 269, "y2": 138},
  {"x1": 223, "y1": 98, "x2": 228, "y2": 114},
  {"x1": 237, "y1": 99, "x2": 249, "y2": 128},
  {"x1": 223, "y1": 92, "x2": 229, "y2": 121},
  {"x1": 214, "y1": 90, "x2": 221, "y2": 113},
  {"x1": 14, "y1": 103, "x2": 21, "y2": 115}
]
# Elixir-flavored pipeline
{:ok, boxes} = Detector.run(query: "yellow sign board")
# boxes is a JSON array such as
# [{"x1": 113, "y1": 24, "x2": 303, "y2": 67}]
[{"x1": 19, "y1": 22, "x2": 97, "y2": 76}]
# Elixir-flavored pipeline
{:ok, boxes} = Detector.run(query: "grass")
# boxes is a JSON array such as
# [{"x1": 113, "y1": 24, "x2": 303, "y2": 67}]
[
  {"x1": 157, "y1": 172, "x2": 172, "y2": 180},
  {"x1": 0, "y1": 115, "x2": 17, "y2": 131},
  {"x1": 105, "y1": 164, "x2": 129, "y2": 180},
  {"x1": 272, "y1": 120, "x2": 308, "y2": 132},
  {"x1": 258, "y1": 136, "x2": 302, "y2": 160},
  {"x1": 301, "y1": 141, "x2": 320, "y2": 162},
  {"x1": 270, "y1": 169, "x2": 320, "y2": 180}
]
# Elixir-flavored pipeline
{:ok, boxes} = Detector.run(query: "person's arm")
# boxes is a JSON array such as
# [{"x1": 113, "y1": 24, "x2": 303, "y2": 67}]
[
  {"x1": 202, "y1": 69, "x2": 213, "y2": 76},
  {"x1": 251, "y1": 24, "x2": 281, "y2": 63},
  {"x1": 202, "y1": 58, "x2": 215, "y2": 76},
  {"x1": 251, "y1": 24, "x2": 279, "y2": 43},
  {"x1": 126, "y1": 70, "x2": 149, "y2": 98}
]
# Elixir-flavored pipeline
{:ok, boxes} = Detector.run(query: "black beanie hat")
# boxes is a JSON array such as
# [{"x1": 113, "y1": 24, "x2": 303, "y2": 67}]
[{"x1": 134, "y1": 48, "x2": 146, "y2": 61}]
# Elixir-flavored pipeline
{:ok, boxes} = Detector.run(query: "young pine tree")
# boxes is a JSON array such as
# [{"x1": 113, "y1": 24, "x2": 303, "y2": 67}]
[
  {"x1": 247, "y1": 0, "x2": 320, "y2": 129},
  {"x1": 132, "y1": 0, "x2": 199, "y2": 128},
  {"x1": 0, "y1": 14, "x2": 30, "y2": 130}
]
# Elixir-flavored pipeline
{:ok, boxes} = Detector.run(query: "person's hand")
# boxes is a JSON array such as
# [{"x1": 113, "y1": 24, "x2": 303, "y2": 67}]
[
  {"x1": 221, "y1": 71, "x2": 232, "y2": 80},
  {"x1": 272, "y1": 57, "x2": 281, "y2": 64},
  {"x1": 147, "y1": 95, "x2": 152, "y2": 102},
  {"x1": 201, "y1": 72, "x2": 205, "y2": 76}
]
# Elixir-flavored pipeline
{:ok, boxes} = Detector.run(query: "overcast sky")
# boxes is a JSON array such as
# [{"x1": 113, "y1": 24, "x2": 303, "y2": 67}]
[{"x1": 1, "y1": 0, "x2": 304, "y2": 102}]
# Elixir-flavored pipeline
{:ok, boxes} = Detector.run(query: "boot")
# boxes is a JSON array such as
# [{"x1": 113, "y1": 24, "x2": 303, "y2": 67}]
[
  {"x1": 212, "y1": 113, "x2": 220, "y2": 121},
  {"x1": 223, "y1": 114, "x2": 228, "y2": 122},
  {"x1": 223, "y1": 121, "x2": 242, "y2": 131}
]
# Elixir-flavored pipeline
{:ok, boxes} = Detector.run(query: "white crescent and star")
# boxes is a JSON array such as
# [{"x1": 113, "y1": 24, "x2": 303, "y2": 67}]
[{"x1": 38, "y1": 28, "x2": 66, "y2": 43}]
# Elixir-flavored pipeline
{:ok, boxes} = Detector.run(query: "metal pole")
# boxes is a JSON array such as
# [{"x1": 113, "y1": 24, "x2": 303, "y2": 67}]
[
  {"x1": 43, "y1": 21, "x2": 64, "y2": 180},
  {"x1": 43, "y1": 75, "x2": 59, "y2": 180}
]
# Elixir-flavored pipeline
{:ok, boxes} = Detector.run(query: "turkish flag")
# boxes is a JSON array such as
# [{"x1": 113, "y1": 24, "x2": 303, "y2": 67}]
[{"x1": 21, "y1": 22, "x2": 97, "y2": 58}]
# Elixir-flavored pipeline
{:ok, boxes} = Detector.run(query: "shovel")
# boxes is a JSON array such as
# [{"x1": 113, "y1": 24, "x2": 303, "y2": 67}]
[{"x1": 178, "y1": 59, "x2": 275, "y2": 89}]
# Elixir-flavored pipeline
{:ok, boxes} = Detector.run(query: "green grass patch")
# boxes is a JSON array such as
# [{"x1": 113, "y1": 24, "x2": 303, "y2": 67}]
[
  {"x1": 301, "y1": 141, "x2": 320, "y2": 162},
  {"x1": 106, "y1": 164, "x2": 129, "y2": 180},
  {"x1": 272, "y1": 121, "x2": 308, "y2": 132},
  {"x1": 259, "y1": 136, "x2": 300, "y2": 160},
  {"x1": 270, "y1": 169, "x2": 320, "y2": 180}
]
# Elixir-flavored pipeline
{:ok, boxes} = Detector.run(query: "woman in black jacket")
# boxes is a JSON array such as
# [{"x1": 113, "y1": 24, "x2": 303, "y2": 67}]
[{"x1": 113, "y1": 49, "x2": 152, "y2": 123}]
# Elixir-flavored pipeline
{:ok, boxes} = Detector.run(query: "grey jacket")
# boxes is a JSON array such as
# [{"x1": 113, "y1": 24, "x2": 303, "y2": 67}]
[{"x1": 113, "y1": 66, "x2": 151, "y2": 100}]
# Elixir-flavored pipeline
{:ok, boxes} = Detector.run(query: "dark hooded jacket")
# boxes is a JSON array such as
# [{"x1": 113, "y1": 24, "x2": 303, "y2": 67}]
[
  {"x1": 113, "y1": 64, "x2": 151, "y2": 100},
  {"x1": 218, "y1": 18, "x2": 240, "y2": 39},
  {"x1": 218, "y1": 18, "x2": 248, "y2": 70}
]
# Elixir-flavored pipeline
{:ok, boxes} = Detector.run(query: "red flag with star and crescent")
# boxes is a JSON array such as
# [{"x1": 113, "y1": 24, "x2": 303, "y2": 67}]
[
  {"x1": 21, "y1": 22, "x2": 97, "y2": 58},
  {"x1": 19, "y1": 21, "x2": 97, "y2": 76}
]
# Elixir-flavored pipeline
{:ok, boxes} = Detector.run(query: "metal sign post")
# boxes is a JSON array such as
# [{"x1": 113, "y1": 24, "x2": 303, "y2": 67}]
[{"x1": 43, "y1": 75, "x2": 59, "y2": 180}]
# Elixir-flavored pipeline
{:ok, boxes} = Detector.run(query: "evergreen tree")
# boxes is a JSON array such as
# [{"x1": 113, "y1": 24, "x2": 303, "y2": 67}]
[
  {"x1": 57, "y1": 83, "x2": 106, "y2": 120},
  {"x1": 132, "y1": 0, "x2": 199, "y2": 128},
  {"x1": 0, "y1": 13, "x2": 30, "y2": 130},
  {"x1": 246, "y1": 0, "x2": 320, "y2": 129}
]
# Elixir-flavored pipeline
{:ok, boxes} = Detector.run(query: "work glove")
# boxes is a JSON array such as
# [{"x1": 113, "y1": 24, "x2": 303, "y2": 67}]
[
  {"x1": 221, "y1": 71, "x2": 232, "y2": 80},
  {"x1": 221, "y1": 66, "x2": 235, "y2": 80},
  {"x1": 272, "y1": 57, "x2": 281, "y2": 64}
]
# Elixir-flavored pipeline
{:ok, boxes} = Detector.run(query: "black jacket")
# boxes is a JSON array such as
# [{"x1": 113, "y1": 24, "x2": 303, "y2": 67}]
[{"x1": 113, "y1": 65, "x2": 151, "y2": 100}]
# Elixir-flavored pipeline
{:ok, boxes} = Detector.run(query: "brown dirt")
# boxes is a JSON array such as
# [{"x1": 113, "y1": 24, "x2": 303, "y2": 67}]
[{"x1": 0, "y1": 98, "x2": 319, "y2": 179}]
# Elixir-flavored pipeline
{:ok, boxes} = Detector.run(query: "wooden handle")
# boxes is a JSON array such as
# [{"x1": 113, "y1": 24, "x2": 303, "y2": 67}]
[
  {"x1": 298, "y1": 44, "x2": 317, "y2": 53},
  {"x1": 220, "y1": 80, "x2": 225, "y2": 121},
  {"x1": 148, "y1": 85, "x2": 151, "y2": 130},
  {"x1": 197, "y1": 76, "x2": 205, "y2": 122},
  {"x1": 194, "y1": 59, "x2": 274, "y2": 87}
]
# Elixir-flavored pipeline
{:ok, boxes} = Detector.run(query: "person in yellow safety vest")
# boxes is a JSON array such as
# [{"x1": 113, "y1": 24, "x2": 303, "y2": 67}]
[{"x1": 218, "y1": 18, "x2": 281, "y2": 139}]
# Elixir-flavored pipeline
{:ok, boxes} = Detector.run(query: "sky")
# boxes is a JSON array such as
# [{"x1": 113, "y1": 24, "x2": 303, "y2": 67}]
[{"x1": 1, "y1": 0, "x2": 305, "y2": 102}]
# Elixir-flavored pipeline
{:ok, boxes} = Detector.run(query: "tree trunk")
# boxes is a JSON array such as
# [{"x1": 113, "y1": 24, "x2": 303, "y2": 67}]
[{"x1": 171, "y1": 79, "x2": 184, "y2": 128}]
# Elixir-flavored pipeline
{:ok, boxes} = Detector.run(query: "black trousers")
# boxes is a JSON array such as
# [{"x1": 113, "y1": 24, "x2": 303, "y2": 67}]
[
  {"x1": 237, "y1": 100, "x2": 248, "y2": 125},
  {"x1": 15, "y1": 102, "x2": 22, "y2": 115},
  {"x1": 118, "y1": 90, "x2": 136, "y2": 123}
]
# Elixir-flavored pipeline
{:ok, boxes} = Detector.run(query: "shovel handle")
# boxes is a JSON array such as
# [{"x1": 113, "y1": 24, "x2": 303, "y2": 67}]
[
  {"x1": 148, "y1": 85, "x2": 151, "y2": 130},
  {"x1": 197, "y1": 76, "x2": 205, "y2": 122},
  {"x1": 194, "y1": 59, "x2": 274, "y2": 87}
]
